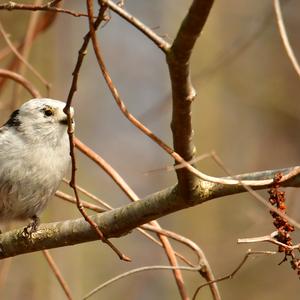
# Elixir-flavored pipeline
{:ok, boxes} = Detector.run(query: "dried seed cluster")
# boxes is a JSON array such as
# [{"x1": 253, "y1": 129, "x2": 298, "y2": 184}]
[{"x1": 268, "y1": 173, "x2": 300, "y2": 276}]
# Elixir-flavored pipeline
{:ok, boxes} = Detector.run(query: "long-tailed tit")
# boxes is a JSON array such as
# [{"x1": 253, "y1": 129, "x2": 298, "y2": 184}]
[{"x1": 0, "y1": 98, "x2": 73, "y2": 234}]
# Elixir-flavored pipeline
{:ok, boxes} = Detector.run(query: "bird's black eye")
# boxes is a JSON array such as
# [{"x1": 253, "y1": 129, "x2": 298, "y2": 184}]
[{"x1": 44, "y1": 108, "x2": 54, "y2": 117}]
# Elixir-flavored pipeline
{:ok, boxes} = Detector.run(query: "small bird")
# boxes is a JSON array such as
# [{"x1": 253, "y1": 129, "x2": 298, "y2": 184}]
[{"x1": 0, "y1": 98, "x2": 73, "y2": 234}]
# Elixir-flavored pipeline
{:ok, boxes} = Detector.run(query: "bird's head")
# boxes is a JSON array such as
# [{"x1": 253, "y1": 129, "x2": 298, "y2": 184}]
[{"x1": 5, "y1": 98, "x2": 74, "y2": 146}]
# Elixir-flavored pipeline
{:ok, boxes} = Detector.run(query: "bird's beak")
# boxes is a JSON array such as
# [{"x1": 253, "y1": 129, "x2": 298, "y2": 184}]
[{"x1": 60, "y1": 108, "x2": 74, "y2": 126}]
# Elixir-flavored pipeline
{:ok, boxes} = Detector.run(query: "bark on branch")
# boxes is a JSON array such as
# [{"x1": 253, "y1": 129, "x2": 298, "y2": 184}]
[
  {"x1": 166, "y1": 0, "x2": 214, "y2": 197},
  {"x1": 1, "y1": 166, "x2": 299, "y2": 259}
]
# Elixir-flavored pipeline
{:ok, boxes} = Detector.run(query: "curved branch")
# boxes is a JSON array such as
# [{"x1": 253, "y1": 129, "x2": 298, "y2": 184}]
[{"x1": 0, "y1": 69, "x2": 41, "y2": 97}]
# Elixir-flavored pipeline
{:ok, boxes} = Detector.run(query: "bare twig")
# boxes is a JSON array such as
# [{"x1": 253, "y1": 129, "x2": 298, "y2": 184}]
[
  {"x1": 144, "y1": 152, "x2": 213, "y2": 175},
  {"x1": 55, "y1": 190, "x2": 106, "y2": 213},
  {"x1": 60, "y1": 179, "x2": 197, "y2": 267},
  {"x1": 0, "y1": 22, "x2": 50, "y2": 92},
  {"x1": 0, "y1": 2, "x2": 58, "y2": 93},
  {"x1": 211, "y1": 152, "x2": 300, "y2": 230},
  {"x1": 62, "y1": 178, "x2": 111, "y2": 209},
  {"x1": 87, "y1": 2, "x2": 296, "y2": 193},
  {"x1": 11, "y1": 0, "x2": 47, "y2": 106},
  {"x1": 0, "y1": 69, "x2": 41, "y2": 98},
  {"x1": 83, "y1": 264, "x2": 201, "y2": 300},
  {"x1": 0, "y1": 44, "x2": 19, "y2": 61},
  {"x1": 87, "y1": 2, "x2": 191, "y2": 296},
  {"x1": 0, "y1": 2, "x2": 95, "y2": 18},
  {"x1": 84, "y1": 222, "x2": 217, "y2": 300},
  {"x1": 74, "y1": 138, "x2": 138, "y2": 201},
  {"x1": 192, "y1": 250, "x2": 276, "y2": 300},
  {"x1": 63, "y1": 6, "x2": 129, "y2": 262},
  {"x1": 238, "y1": 231, "x2": 300, "y2": 251},
  {"x1": 273, "y1": 0, "x2": 300, "y2": 78},
  {"x1": 42, "y1": 250, "x2": 73, "y2": 300},
  {"x1": 102, "y1": 0, "x2": 170, "y2": 52}
]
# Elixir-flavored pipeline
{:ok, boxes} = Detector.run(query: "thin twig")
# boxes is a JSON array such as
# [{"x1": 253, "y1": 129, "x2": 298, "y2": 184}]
[
  {"x1": 211, "y1": 152, "x2": 300, "y2": 231},
  {"x1": 57, "y1": 184, "x2": 196, "y2": 268},
  {"x1": 55, "y1": 190, "x2": 106, "y2": 213},
  {"x1": 273, "y1": 0, "x2": 300, "y2": 78},
  {"x1": 83, "y1": 264, "x2": 201, "y2": 300},
  {"x1": 192, "y1": 250, "x2": 276, "y2": 300},
  {"x1": 0, "y1": 22, "x2": 50, "y2": 93},
  {"x1": 86, "y1": 2, "x2": 297, "y2": 192},
  {"x1": 0, "y1": 1, "x2": 57, "y2": 95},
  {"x1": 0, "y1": 44, "x2": 19, "y2": 61},
  {"x1": 0, "y1": 2, "x2": 96, "y2": 18},
  {"x1": 102, "y1": 0, "x2": 170, "y2": 52},
  {"x1": 42, "y1": 250, "x2": 73, "y2": 300},
  {"x1": 88, "y1": 2, "x2": 191, "y2": 296},
  {"x1": 12, "y1": 0, "x2": 44, "y2": 107},
  {"x1": 63, "y1": 7, "x2": 129, "y2": 262},
  {"x1": 238, "y1": 231, "x2": 300, "y2": 251},
  {"x1": 62, "y1": 178, "x2": 111, "y2": 210},
  {"x1": 0, "y1": 69, "x2": 41, "y2": 98}
]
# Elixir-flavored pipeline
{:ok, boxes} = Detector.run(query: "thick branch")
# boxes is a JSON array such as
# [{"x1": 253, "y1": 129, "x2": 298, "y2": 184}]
[
  {"x1": 1, "y1": 166, "x2": 299, "y2": 259},
  {"x1": 167, "y1": 0, "x2": 214, "y2": 196}
]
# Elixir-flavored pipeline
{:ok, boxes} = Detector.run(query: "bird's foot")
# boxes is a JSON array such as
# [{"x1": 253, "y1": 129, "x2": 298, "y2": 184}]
[{"x1": 22, "y1": 215, "x2": 40, "y2": 238}]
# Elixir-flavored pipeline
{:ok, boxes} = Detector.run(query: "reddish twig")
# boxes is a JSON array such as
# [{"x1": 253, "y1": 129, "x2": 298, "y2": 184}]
[
  {"x1": 55, "y1": 190, "x2": 106, "y2": 213},
  {"x1": 76, "y1": 134, "x2": 189, "y2": 297},
  {"x1": 84, "y1": 223, "x2": 215, "y2": 300},
  {"x1": 87, "y1": 2, "x2": 189, "y2": 299},
  {"x1": 62, "y1": 178, "x2": 111, "y2": 210},
  {"x1": 10, "y1": 1, "x2": 49, "y2": 107},
  {"x1": 0, "y1": 3, "x2": 58, "y2": 94},
  {"x1": 0, "y1": 44, "x2": 19, "y2": 61},
  {"x1": 211, "y1": 152, "x2": 300, "y2": 230},
  {"x1": 0, "y1": 22, "x2": 50, "y2": 93},
  {"x1": 88, "y1": 2, "x2": 300, "y2": 193},
  {"x1": 42, "y1": 250, "x2": 73, "y2": 300},
  {"x1": 74, "y1": 138, "x2": 138, "y2": 201},
  {"x1": 0, "y1": 2, "x2": 95, "y2": 18},
  {"x1": 57, "y1": 184, "x2": 196, "y2": 268},
  {"x1": 0, "y1": 69, "x2": 41, "y2": 98},
  {"x1": 63, "y1": 7, "x2": 129, "y2": 262}
]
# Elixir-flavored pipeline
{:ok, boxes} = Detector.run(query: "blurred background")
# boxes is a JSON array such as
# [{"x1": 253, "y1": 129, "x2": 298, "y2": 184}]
[{"x1": 1, "y1": 0, "x2": 300, "y2": 299}]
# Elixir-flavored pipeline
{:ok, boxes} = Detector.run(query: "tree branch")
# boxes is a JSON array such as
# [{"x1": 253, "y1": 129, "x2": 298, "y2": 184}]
[
  {"x1": 1, "y1": 165, "x2": 299, "y2": 259},
  {"x1": 166, "y1": 0, "x2": 214, "y2": 197},
  {"x1": 0, "y1": 69, "x2": 41, "y2": 98}
]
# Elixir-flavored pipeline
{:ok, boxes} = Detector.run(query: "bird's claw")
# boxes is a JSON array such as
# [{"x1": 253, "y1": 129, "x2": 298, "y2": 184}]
[{"x1": 22, "y1": 215, "x2": 40, "y2": 238}]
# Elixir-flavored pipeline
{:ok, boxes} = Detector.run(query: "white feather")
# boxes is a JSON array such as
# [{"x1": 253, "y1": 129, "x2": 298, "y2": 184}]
[{"x1": 0, "y1": 98, "x2": 73, "y2": 220}]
